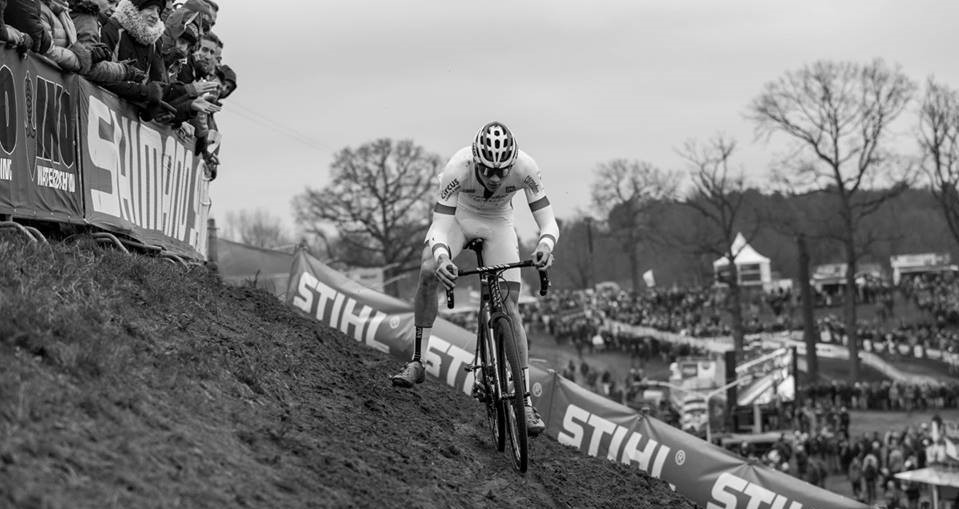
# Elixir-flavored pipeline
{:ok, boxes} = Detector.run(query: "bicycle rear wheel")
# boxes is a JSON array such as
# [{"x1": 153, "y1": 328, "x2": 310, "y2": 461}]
[
  {"x1": 493, "y1": 315, "x2": 528, "y2": 473},
  {"x1": 479, "y1": 324, "x2": 506, "y2": 452}
]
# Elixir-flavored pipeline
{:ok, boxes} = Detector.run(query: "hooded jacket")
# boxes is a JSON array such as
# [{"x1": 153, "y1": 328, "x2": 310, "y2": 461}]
[{"x1": 99, "y1": 0, "x2": 167, "y2": 108}]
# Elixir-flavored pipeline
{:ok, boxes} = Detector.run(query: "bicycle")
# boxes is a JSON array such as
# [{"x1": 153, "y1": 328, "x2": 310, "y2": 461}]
[{"x1": 444, "y1": 238, "x2": 549, "y2": 473}]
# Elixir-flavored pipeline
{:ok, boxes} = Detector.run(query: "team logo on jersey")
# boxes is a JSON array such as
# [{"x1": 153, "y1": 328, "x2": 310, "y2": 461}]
[
  {"x1": 440, "y1": 178, "x2": 460, "y2": 200},
  {"x1": 523, "y1": 176, "x2": 539, "y2": 194}
]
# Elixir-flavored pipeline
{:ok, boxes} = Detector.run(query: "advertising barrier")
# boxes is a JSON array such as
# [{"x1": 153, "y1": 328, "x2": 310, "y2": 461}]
[
  {"x1": 0, "y1": 48, "x2": 211, "y2": 260},
  {"x1": 0, "y1": 49, "x2": 84, "y2": 222},
  {"x1": 285, "y1": 248, "x2": 868, "y2": 509},
  {"x1": 77, "y1": 79, "x2": 210, "y2": 258}
]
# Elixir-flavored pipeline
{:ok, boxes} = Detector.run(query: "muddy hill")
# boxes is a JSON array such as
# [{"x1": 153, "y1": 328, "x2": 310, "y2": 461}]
[{"x1": 0, "y1": 238, "x2": 697, "y2": 508}]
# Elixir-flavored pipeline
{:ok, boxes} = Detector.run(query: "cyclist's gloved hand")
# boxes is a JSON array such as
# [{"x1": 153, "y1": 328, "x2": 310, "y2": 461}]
[
  {"x1": 533, "y1": 241, "x2": 554, "y2": 269},
  {"x1": 434, "y1": 254, "x2": 458, "y2": 290}
]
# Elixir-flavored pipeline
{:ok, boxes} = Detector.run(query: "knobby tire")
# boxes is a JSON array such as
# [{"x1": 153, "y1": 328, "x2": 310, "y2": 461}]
[
  {"x1": 480, "y1": 314, "x2": 506, "y2": 452},
  {"x1": 494, "y1": 315, "x2": 528, "y2": 473}
]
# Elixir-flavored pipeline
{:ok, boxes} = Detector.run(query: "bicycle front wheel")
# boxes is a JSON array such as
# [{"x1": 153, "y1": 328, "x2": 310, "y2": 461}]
[
  {"x1": 493, "y1": 315, "x2": 528, "y2": 473},
  {"x1": 480, "y1": 323, "x2": 506, "y2": 452}
]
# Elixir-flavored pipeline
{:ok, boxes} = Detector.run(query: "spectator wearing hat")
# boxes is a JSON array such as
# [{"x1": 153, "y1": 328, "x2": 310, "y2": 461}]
[
  {"x1": 99, "y1": 0, "x2": 174, "y2": 121},
  {"x1": 215, "y1": 63, "x2": 235, "y2": 99}
]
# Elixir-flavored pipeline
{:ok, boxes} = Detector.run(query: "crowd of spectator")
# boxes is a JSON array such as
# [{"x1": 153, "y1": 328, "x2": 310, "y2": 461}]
[
  {"x1": 802, "y1": 380, "x2": 959, "y2": 412},
  {"x1": 0, "y1": 0, "x2": 233, "y2": 178},
  {"x1": 533, "y1": 273, "x2": 959, "y2": 376},
  {"x1": 740, "y1": 404, "x2": 959, "y2": 508}
]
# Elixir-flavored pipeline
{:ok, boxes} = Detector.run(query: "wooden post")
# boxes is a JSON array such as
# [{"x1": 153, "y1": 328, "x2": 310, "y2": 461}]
[{"x1": 206, "y1": 218, "x2": 218, "y2": 271}]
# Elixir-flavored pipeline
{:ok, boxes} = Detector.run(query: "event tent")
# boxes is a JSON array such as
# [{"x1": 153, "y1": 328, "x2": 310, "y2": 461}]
[{"x1": 712, "y1": 233, "x2": 772, "y2": 287}]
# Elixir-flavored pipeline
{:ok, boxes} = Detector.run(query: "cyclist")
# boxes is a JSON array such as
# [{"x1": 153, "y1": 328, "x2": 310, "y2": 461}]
[{"x1": 390, "y1": 121, "x2": 559, "y2": 437}]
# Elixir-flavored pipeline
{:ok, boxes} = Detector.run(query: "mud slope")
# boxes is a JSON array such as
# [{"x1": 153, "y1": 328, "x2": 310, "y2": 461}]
[{"x1": 0, "y1": 238, "x2": 697, "y2": 509}]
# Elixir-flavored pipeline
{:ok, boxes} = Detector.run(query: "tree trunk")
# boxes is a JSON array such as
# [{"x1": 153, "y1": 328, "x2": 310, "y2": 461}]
[
  {"x1": 628, "y1": 242, "x2": 641, "y2": 291},
  {"x1": 728, "y1": 278, "x2": 746, "y2": 355},
  {"x1": 384, "y1": 265, "x2": 400, "y2": 298},
  {"x1": 797, "y1": 234, "x2": 819, "y2": 382},
  {"x1": 843, "y1": 239, "x2": 861, "y2": 381}
]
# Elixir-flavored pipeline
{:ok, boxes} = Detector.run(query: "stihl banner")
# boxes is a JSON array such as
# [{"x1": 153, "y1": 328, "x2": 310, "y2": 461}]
[{"x1": 284, "y1": 248, "x2": 867, "y2": 509}]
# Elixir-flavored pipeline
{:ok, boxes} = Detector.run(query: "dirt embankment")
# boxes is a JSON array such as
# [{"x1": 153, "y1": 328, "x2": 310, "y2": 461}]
[{"x1": 0, "y1": 238, "x2": 697, "y2": 508}]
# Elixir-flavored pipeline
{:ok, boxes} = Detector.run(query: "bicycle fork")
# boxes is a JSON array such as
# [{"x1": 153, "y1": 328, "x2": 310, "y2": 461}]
[{"x1": 464, "y1": 328, "x2": 496, "y2": 403}]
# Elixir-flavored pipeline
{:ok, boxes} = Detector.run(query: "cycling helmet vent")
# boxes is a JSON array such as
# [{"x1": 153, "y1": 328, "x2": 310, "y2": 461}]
[{"x1": 472, "y1": 121, "x2": 518, "y2": 169}]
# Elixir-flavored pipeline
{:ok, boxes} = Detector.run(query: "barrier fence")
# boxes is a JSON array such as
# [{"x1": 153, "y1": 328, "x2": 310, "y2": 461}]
[
  {"x1": 0, "y1": 48, "x2": 211, "y2": 259},
  {"x1": 284, "y1": 248, "x2": 868, "y2": 509}
]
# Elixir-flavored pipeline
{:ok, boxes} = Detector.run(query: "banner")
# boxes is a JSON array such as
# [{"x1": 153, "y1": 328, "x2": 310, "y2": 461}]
[
  {"x1": 216, "y1": 238, "x2": 295, "y2": 298},
  {"x1": 285, "y1": 249, "x2": 867, "y2": 509},
  {"x1": 77, "y1": 79, "x2": 209, "y2": 258},
  {"x1": 0, "y1": 48, "x2": 84, "y2": 221}
]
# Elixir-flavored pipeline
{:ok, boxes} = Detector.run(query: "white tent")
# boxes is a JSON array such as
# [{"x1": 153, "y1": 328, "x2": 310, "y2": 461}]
[{"x1": 712, "y1": 233, "x2": 772, "y2": 287}]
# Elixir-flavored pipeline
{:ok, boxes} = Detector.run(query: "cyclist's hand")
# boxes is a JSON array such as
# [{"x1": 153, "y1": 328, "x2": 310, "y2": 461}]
[
  {"x1": 434, "y1": 255, "x2": 458, "y2": 290},
  {"x1": 533, "y1": 241, "x2": 554, "y2": 269}
]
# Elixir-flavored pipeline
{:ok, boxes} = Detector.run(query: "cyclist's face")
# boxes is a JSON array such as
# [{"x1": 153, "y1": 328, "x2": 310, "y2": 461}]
[{"x1": 476, "y1": 163, "x2": 511, "y2": 190}]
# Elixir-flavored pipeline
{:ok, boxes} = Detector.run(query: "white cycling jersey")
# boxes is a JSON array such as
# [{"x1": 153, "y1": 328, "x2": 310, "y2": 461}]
[
  {"x1": 434, "y1": 146, "x2": 548, "y2": 217},
  {"x1": 425, "y1": 146, "x2": 559, "y2": 281}
]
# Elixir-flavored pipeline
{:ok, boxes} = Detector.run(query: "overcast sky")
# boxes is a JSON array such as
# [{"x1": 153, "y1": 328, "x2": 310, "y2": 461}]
[{"x1": 209, "y1": 0, "x2": 959, "y2": 242}]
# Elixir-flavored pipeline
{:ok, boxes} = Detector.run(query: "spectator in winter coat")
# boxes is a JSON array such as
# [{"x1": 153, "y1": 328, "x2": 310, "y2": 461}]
[
  {"x1": 99, "y1": 0, "x2": 173, "y2": 121},
  {"x1": 37, "y1": 0, "x2": 141, "y2": 82},
  {"x1": 4, "y1": 0, "x2": 52, "y2": 54},
  {"x1": 848, "y1": 455, "x2": 863, "y2": 501},
  {"x1": 157, "y1": 0, "x2": 210, "y2": 64}
]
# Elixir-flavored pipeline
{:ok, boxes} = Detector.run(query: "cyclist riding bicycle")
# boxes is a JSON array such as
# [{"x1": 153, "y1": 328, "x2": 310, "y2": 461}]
[{"x1": 390, "y1": 121, "x2": 559, "y2": 437}]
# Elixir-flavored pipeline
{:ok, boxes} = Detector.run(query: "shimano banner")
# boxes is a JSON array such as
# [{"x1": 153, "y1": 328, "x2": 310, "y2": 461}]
[
  {"x1": 77, "y1": 79, "x2": 210, "y2": 258},
  {"x1": 0, "y1": 48, "x2": 83, "y2": 222},
  {"x1": 284, "y1": 248, "x2": 867, "y2": 509}
]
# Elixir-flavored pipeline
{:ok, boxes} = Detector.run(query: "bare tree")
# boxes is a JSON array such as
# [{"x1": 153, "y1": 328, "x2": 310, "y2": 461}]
[
  {"x1": 918, "y1": 78, "x2": 959, "y2": 246},
  {"x1": 676, "y1": 134, "x2": 757, "y2": 354},
  {"x1": 552, "y1": 215, "x2": 597, "y2": 290},
  {"x1": 292, "y1": 138, "x2": 443, "y2": 297},
  {"x1": 749, "y1": 59, "x2": 916, "y2": 381},
  {"x1": 222, "y1": 208, "x2": 293, "y2": 249},
  {"x1": 590, "y1": 160, "x2": 679, "y2": 291}
]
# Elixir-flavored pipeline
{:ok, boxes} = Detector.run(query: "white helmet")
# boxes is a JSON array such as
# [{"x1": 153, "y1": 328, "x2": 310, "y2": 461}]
[{"x1": 472, "y1": 121, "x2": 518, "y2": 169}]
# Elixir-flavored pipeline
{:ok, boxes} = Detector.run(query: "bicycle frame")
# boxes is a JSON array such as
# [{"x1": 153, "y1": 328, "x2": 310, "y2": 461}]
[{"x1": 445, "y1": 239, "x2": 549, "y2": 472}]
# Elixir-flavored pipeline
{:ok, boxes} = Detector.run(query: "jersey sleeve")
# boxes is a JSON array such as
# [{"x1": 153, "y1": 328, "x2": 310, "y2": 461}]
[
  {"x1": 425, "y1": 160, "x2": 462, "y2": 261},
  {"x1": 520, "y1": 156, "x2": 559, "y2": 250}
]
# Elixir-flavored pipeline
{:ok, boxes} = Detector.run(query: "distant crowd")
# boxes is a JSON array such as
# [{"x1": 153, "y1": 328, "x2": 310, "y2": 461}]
[
  {"x1": 531, "y1": 271, "x2": 959, "y2": 376},
  {"x1": 744, "y1": 404, "x2": 958, "y2": 508}
]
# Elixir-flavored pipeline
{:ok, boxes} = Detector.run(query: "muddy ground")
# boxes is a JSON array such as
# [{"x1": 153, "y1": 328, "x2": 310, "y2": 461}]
[{"x1": 0, "y1": 240, "x2": 697, "y2": 508}]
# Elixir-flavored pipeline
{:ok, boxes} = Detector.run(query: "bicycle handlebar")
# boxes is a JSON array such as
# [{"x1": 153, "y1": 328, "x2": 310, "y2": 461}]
[{"x1": 445, "y1": 259, "x2": 550, "y2": 309}]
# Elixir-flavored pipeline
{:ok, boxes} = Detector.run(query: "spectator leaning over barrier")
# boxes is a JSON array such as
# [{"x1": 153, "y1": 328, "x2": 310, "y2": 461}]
[
  {"x1": 99, "y1": 0, "x2": 175, "y2": 122},
  {"x1": 4, "y1": 0, "x2": 53, "y2": 56},
  {"x1": 215, "y1": 62, "x2": 235, "y2": 99},
  {"x1": 158, "y1": 0, "x2": 212, "y2": 74},
  {"x1": 0, "y1": 0, "x2": 8, "y2": 44},
  {"x1": 38, "y1": 0, "x2": 143, "y2": 82}
]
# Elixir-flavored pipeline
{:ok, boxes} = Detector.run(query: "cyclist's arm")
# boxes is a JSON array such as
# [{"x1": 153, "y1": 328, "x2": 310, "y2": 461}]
[
  {"x1": 529, "y1": 197, "x2": 559, "y2": 250},
  {"x1": 520, "y1": 156, "x2": 559, "y2": 250},
  {"x1": 426, "y1": 166, "x2": 461, "y2": 262}
]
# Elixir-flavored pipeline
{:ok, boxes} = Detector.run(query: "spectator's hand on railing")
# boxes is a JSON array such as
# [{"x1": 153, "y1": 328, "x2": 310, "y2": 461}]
[
  {"x1": 190, "y1": 96, "x2": 221, "y2": 115},
  {"x1": 89, "y1": 43, "x2": 113, "y2": 64}
]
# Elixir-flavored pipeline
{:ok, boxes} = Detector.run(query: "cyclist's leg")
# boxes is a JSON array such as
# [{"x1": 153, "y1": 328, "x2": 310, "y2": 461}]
[
  {"x1": 411, "y1": 220, "x2": 466, "y2": 353},
  {"x1": 393, "y1": 220, "x2": 465, "y2": 387}
]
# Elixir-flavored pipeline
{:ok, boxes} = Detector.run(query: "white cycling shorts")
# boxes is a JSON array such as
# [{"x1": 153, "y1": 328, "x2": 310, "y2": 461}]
[{"x1": 431, "y1": 212, "x2": 521, "y2": 284}]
